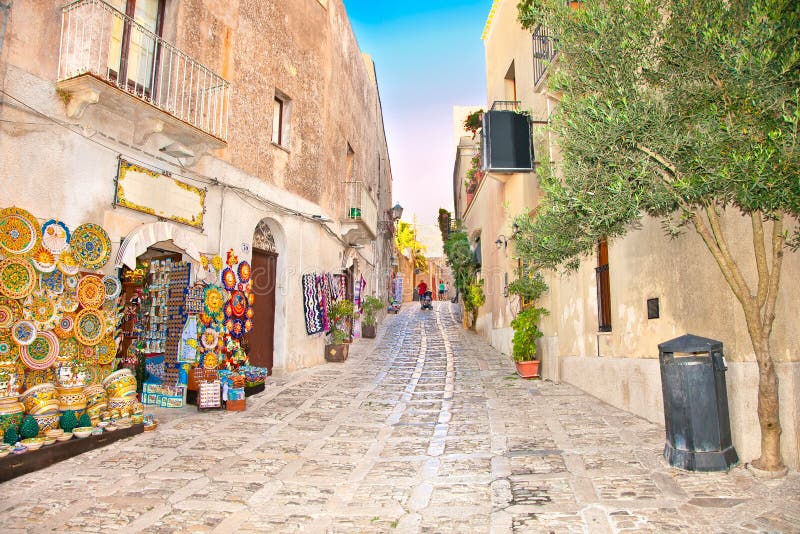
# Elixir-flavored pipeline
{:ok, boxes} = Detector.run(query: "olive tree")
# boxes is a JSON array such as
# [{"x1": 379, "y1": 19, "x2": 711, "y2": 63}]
[{"x1": 516, "y1": 0, "x2": 799, "y2": 471}]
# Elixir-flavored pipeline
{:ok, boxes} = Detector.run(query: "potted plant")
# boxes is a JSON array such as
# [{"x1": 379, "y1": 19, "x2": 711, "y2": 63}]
[
  {"x1": 361, "y1": 296, "x2": 383, "y2": 338},
  {"x1": 463, "y1": 109, "x2": 484, "y2": 135},
  {"x1": 508, "y1": 269, "x2": 549, "y2": 378},
  {"x1": 510, "y1": 306, "x2": 548, "y2": 378},
  {"x1": 325, "y1": 300, "x2": 354, "y2": 362}
]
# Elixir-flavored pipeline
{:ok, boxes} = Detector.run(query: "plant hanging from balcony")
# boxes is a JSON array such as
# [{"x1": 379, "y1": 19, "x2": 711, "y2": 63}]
[{"x1": 463, "y1": 109, "x2": 484, "y2": 135}]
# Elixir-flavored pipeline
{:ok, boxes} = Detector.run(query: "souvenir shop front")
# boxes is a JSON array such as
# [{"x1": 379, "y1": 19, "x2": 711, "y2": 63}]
[{"x1": 0, "y1": 204, "x2": 268, "y2": 472}]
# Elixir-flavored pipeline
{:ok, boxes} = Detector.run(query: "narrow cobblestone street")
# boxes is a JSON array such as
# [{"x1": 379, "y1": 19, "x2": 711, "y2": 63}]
[{"x1": 0, "y1": 303, "x2": 798, "y2": 533}]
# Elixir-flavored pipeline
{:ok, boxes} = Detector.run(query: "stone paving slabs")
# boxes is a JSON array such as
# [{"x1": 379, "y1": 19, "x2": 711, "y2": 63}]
[{"x1": 0, "y1": 302, "x2": 798, "y2": 532}]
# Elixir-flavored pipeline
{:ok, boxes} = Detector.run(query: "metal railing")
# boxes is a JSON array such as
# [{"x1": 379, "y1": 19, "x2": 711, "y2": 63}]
[
  {"x1": 344, "y1": 181, "x2": 378, "y2": 237},
  {"x1": 490, "y1": 100, "x2": 520, "y2": 112},
  {"x1": 58, "y1": 0, "x2": 230, "y2": 141},
  {"x1": 532, "y1": 24, "x2": 558, "y2": 87}
]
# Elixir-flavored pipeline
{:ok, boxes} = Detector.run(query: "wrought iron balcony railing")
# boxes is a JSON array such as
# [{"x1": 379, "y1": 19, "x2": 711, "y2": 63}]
[
  {"x1": 58, "y1": 0, "x2": 230, "y2": 142},
  {"x1": 344, "y1": 181, "x2": 378, "y2": 238},
  {"x1": 532, "y1": 24, "x2": 558, "y2": 87}
]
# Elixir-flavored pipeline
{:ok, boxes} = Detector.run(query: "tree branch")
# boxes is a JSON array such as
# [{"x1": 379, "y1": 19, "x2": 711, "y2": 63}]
[
  {"x1": 762, "y1": 214, "x2": 785, "y2": 337},
  {"x1": 751, "y1": 212, "x2": 770, "y2": 308},
  {"x1": 689, "y1": 209, "x2": 749, "y2": 305},
  {"x1": 705, "y1": 205, "x2": 754, "y2": 304},
  {"x1": 633, "y1": 143, "x2": 678, "y2": 176}
]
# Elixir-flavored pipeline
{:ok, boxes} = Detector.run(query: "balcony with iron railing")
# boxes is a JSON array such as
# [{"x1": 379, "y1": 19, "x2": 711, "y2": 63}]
[
  {"x1": 57, "y1": 0, "x2": 230, "y2": 149},
  {"x1": 481, "y1": 100, "x2": 534, "y2": 174},
  {"x1": 341, "y1": 181, "x2": 378, "y2": 245},
  {"x1": 532, "y1": 24, "x2": 558, "y2": 88}
]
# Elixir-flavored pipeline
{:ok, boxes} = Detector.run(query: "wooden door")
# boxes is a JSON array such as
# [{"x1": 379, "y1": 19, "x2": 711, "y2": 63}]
[{"x1": 249, "y1": 248, "x2": 277, "y2": 372}]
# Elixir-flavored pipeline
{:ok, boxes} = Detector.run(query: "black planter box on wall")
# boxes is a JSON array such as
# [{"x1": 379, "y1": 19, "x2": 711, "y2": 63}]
[{"x1": 482, "y1": 110, "x2": 534, "y2": 172}]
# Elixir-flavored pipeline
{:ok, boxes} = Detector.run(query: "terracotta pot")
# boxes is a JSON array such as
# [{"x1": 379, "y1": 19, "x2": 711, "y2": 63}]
[
  {"x1": 325, "y1": 344, "x2": 349, "y2": 363},
  {"x1": 361, "y1": 324, "x2": 376, "y2": 339},
  {"x1": 515, "y1": 360, "x2": 540, "y2": 379}
]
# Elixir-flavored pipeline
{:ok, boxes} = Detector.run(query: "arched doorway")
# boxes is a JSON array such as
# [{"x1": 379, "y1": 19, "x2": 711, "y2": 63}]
[{"x1": 249, "y1": 220, "x2": 278, "y2": 373}]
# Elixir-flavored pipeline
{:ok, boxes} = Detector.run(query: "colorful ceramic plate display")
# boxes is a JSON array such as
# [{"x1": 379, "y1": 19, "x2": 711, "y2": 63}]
[
  {"x1": 203, "y1": 285, "x2": 225, "y2": 323},
  {"x1": 58, "y1": 252, "x2": 81, "y2": 276},
  {"x1": 77, "y1": 275, "x2": 105, "y2": 310},
  {"x1": 22, "y1": 368, "x2": 57, "y2": 390},
  {"x1": 0, "y1": 257, "x2": 36, "y2": 299},
  {"x1": 203, "y1": 351, "x2": 219, "y2": 369},
  {"x1": 41, "y1": 219, "x2": 70, "y2": 254},
  {"x1": 94, "y1": 336, "x2": 116, "y2": 365},
  {"x1": 19, "y1": 331, "x2": 59, "y2": 370},
  {"x1": 0, "y1": 333, "x2": 19, "y2": 364},
  {"x1": 40, "y1": 269, "x2": 65, "y2": 294},
  {"x1": 74, "y1": 309, "x2": 104, "y2": 346},
  {"x1": 64, "y1": 275, "x2": 79, "y2": 291},
  {"x1": 0, "y1": 296, "x2": 20, "y2": 329},
  {"x1": 228, "y1": 318, "x2": 245, "y2": 339},
  {"x1": 229, "y1": 291, "x2": 248, "y2": 318},
  {"x1": 30, "y1": 246, "x2": 57, "y2": 273},
  {"x1": 102, "y1": 275, "x2": 121, "y2": 301},
  {"x1": 54, "y1": 313, "x2": 75, "y2": 338},
  {"x1": 80, "y1": 344, "x2": 95, "y2": 363},
  {"x1": 57, "y1": 336, "x2": 80, "y2": 363},
  {"x1": 23, "y1": 291, "x2": 58, "y2": 330},
  {"x1": 11, "y1": 320, "x2": 36, "y2": 346},
  {"x1": 70, "y1": 223, "x2": 111, "y2": 270},
  {"x1": 199, "y1": 326, "x2": 219, "y2": 350},
  {"x1": 0, "y1": 207, "x2": 40, "y2": 255}
]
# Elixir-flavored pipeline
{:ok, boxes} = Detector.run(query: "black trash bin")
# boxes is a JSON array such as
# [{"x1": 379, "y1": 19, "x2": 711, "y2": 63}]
[{"x1": 658, "y1": 334, "x2": 738, "y2": 471}]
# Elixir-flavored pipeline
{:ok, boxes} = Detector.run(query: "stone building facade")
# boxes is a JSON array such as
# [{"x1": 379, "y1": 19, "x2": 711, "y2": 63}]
[
  {"x1": 456, "y1": 0, "x2": 800, "y2": 468},
  {"x1": 0, "y1": 0, "x2": 394, "y2": 373}
]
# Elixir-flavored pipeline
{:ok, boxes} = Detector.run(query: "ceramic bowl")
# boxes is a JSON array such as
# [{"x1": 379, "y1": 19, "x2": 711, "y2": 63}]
[
  {"x1": 102, "y1": 369, "x2": 132, "y2": 390},
  {"x1": 82, "y1": 384, "x2": 107, "y2": 408},
  {"x1": 56, "y1": 432, "x2": 72, "y2": 441},
  {"x1": 12, "y1": 445, "x2": 27, "y2": 454},
  {"x1": 104, "y1": 424, "x2": 117, "y2": 432},
  {"x1": 45, "y1": 428, "x2": 64, "y2": 438},
  {"x1": 72, "y1": 427, "x2": 92, "y2": 439},
  {"x1": 96, "y1": 421, "x2": 109, "y2": 428},
  {"x1": 56, "y1": 386, "x2": 87, "y2": 411},
  {"x1": 20, "y1": 437, "x2": 44, "y2": 450},
  {"x1": 33, "y1": 413, "x2": 60, "y2": 436},
  {"x1": 131, "y1": 414, "x2": 143, "y2": 425},
  {"x1": 106, "y1": 375, "x2": 137, "y2": 398},
  {"x1": 91, "y1": 427, "x2": 103, "y2": 436},
  {"x1": 107, "y1": 397, "x2": 137, "y2": 412},
  {"x1": 43, "y1": 437, "x2": 56, "y2": 446},
  {"x1": 0, "y1": 448, "x2": 9, "y2": 458},
  {"x1": 20, "y1": 383, "x2": 58, "y2": 415}
]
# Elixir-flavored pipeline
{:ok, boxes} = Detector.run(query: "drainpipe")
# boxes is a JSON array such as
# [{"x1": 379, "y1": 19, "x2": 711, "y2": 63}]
[{"x1": 0, "y1": 2, "x2": 10, "y2": 57}]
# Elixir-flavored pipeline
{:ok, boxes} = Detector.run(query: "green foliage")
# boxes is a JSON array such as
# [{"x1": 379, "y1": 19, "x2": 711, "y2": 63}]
[
  {"x1": 507, "y1": 268, "x2": 549, "y2": 304},
  {"x1": 510, "y1": 306, "x2": 550, "y2": 362},
  {"x1": 443, "y1": 229, "x2": 485, "y2": 328},
  {"x1": 77, "y1": 413, "x2": 92, "y2": 428},
  {"x1": 463, "y1": 280, "x2": 486, "y2": 315},
  {"x1": 59, "y1": 410, "x2": 77, "y2": 433},
  {"x1": 463, "y1": 109, "x2": 484, "y2": 134},
  {"x1": 328, "y1": 300, "x2": 355, "y2": 345},
  {"x1": 394, "y1": 221, "x2": 428, "y2": 272},
  {"x1": 437, "y1": 209, "x2": 452, "y2": 243},
  {"x1": 515, "y1": 0, "x2": 800, "y2": 268},
  {"x1": 20, "y1": 415, "x2": 39, "y2": 439},
  {"x1": 361, "y1": 296, "x2": 383, "y2": 327},
  {"x1": 3, "y1": 426, "x2": 18, "y2": 446},
  {"x1": 135, "y1": 350, "x2": 147, "y2": 394}
]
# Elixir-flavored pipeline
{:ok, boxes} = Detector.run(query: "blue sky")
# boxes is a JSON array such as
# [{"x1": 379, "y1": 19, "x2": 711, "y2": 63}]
[{"x1": 343, "y1": 1, "x2": 489, "y2": 225}]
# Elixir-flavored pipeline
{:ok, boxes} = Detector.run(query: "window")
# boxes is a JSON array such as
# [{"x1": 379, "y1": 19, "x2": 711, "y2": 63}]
[
  {"x1": 272, "y1": 91, "x2": 291, "y2": 147},
  {"x1": 596, "y1": 239, "x2": 611, "y2": 331},
  {"x1": 504, "y1": 61, "x2": 517, "y2": 102},
  {"x1": 345, "y1": 143, "x2": 355, "y2": 180},
  {"x1": 107, "y1": 0, "x2": 166, "y2": 95}
]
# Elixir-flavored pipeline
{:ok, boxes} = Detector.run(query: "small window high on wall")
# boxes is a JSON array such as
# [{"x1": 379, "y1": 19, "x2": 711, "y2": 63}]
[
  {"x1": 596, "y1": 239, "x2": 611, "y2": 332},
  {"x1": 272, "y1": 91, "x2": 291, "y2": 148}
]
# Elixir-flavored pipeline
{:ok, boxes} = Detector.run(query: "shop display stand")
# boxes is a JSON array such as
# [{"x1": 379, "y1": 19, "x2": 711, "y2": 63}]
[{"x1": 0, "y1": 425, "x2": 145, "y2": 483}]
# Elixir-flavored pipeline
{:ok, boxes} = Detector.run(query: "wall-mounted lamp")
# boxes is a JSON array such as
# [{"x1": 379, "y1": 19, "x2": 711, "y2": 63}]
[
  {"x1": 390, "y1": 203, "x2": 404, "y2": 221},
  {"x1": 495, "y1": 235, "x2": 508, "y2": 249},
  {"x1": 511, "y1": 222, "x2": 520, "y2": 237}
]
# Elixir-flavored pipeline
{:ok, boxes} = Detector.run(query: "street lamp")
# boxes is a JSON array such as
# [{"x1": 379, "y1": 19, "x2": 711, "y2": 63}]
[
  {"x1": 495, "y1": 235, "x2": 508, "y2": 249},
  {"x1": 391, "y1": 203, "x2": 404, "y2": 221}
]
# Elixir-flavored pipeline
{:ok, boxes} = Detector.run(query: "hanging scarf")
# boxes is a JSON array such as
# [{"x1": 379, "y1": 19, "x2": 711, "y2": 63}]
[{"x1": 302, "y1": 273, "x2": 324, "y2": 335}]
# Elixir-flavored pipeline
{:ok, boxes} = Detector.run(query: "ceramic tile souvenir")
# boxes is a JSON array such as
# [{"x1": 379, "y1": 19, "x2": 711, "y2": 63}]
[
  {"x1": 70, "y1": 223, "x2": 111, "y2": 270},
  {"x1": 0, "y1": 207, "x2": 40, "y2": 255}
]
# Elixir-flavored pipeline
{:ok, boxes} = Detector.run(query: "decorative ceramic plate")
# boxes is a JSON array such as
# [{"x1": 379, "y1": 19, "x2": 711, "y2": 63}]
[
  {"x1": 77, "y1": 275, "x2": 105, "y2": 310},
  {"x1": 229, "y1": 291, "x2": 248, "y2": 318},
  {"x1": 74, "y1": 309, "x2": 104, "y2": 346},
  {"x1": 0, "y1": 257, "x2": 36, "y2": 299},
  {"x1": 0, "y1": 332, "x2": 19, "y2": 364},
  {"x1": 70, "y1": 224, "x2": 111, "y2": 270},
  {"x1": 40, "y1": 269, "x2": 64, "y2": 294},
  {"x1": 58, "y1": 336, "x2": 80, "y2": 363},
  {"x1": 80, "y1": 344, "x2": 95, "y2": 363},
  {"x1": 244, "y1": 318, "x2": 253, "y2": 333},
  {"x1": 202, "y1": 351, "x2": 219, "y2": 369},
  {"x1": 54, "y1": 313, "x2": 75, "y2": 338},
  {"x1": 221, "y1": 267, "x2": 237, "y2": 291},
  {"x1": 102, "y1": 276, "x2": 121, "y2": 301},
  {"x1": 0, "y1": 296, "x2": 20, "y2": 329},
  {"x1": 58, "y1": 252, "x2": 81, "y2": 276},
  {"x1": 237, "y1": 261, "x2": 251, "y2": 284},
  {"x1": 199, "y1": 327, "x2": 219, "y2": 350},
  {"x1": 11, "y1": 320, "x2": 37, "y2": 346},
  {"x1": 94, "y1": 336, "x2": 116, "y2": 365},
  {"x1": 203, "y1": 285, "x2": 225, "y2": 323},
  {"x1": 23, "y1": 291, "x2": 58, "y2": 330},
  {"x1": 64, "y1": 275, "x2": 79, "y2": 291},
  {"x1": 102, "y1": 305, "x2": 117, "y2": 335},
  {"x1": 41, "y1": 219, "x2": 70, "y2": 254},
  {"x1": 30, "y1": 246, "x2": 56, "y2": 273},
  {"x1": 58, "y1": 292, "x2": 79, "y2": 313},
  {"x1": 228, "y1": 318, "x2": 245, "y2": 339},
  {"x1": 0, "y1": 207, "x2": 40, "y2": 255},
  {"x1": 19, "y1": 331, "x2": 59, "y2": 370},
  {"x1": 22, "y1": 368, "x2": 57, "y2": 391}
]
